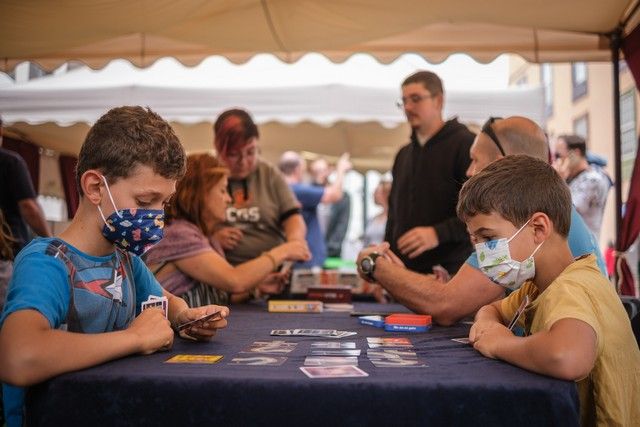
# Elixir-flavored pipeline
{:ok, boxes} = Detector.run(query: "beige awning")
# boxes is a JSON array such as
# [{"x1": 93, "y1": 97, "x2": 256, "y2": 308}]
[{"x1": 1, "y1": 0, "x2": 638, "y2": 71}]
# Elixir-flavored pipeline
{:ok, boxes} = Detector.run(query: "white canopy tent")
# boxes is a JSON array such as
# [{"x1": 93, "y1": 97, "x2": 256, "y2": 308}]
[{"x1": 0, "y1": 54, "x2": 543, "y2": 171}]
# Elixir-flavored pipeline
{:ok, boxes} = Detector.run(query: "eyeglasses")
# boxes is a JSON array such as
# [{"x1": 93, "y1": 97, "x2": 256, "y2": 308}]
[
  {"x1": 225, "y1": 146, "x2": 258, "y2": 163},
  {"x1": 396, "y1": 93, "x2": 435, "y2": 109},
  {"x1": 481, "y1": 117, "x2": 506, "y2": 156}
]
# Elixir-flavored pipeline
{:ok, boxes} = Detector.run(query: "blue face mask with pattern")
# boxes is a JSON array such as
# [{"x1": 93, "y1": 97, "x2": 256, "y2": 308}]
[{"x1": 97, "y1": 175, "x2": 165, "y2": 256}]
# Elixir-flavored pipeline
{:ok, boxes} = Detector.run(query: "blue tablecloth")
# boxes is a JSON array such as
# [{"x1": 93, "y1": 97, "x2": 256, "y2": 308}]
[{"x1": 25, "y1": 302, "x2": 579, "y2": 426}]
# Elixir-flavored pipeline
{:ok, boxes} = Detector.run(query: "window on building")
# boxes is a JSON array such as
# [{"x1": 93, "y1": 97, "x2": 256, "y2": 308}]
[
  {"x1": 620, "y1": 89, "x2": 637, "y2": 181},
  {"x1": 541, "y1": 64, "x2": 553, "y2": 118},
  {"x1": 572, "y1": 62, "x2": 588, "y2": 101},
  {"x1": 573, "y1": 114, "x2": 589, "y2": 142}
]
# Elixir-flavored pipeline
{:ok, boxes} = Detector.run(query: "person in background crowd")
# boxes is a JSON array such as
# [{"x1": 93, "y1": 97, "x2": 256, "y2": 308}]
[
  {"x1": 309, "y1": 156, "x2": 352, "y2": 259},
  {"x1": 212, "y1": 109, "x2": 309, "y2": 280},
  {"x1": 363, "y1": 175, "x2": 392, "y2": 247},
  {"x1": 0, "y1": 116, "x2": 51, "y2": 254},
  {"x1": 279, "y1": 151, "x2": 351, "y2": 268},
  {"x1": 384, "y1": 70, "x2": 474, "y2": 275},
  {"x1": 553, "y1": 134, "x2": 611, "y2": 239},
  {"x1": 145, "y1": 153, "x2": 310, "y2": 303}
]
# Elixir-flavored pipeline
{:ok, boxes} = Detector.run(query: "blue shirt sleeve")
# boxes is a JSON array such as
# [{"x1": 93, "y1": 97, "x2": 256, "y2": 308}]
[
  {"x1": 131, "y1": 255, "x2": 164, "y2": 315},
  {"x1": 290, "y1": 184, "x2": 324, "y2": 209},
  {"x1": 466, "y1": 251, "x2": 479, "y2": 269},
  {"x1": 567, "y1": 206, "x2": 607, "y2": 276},
  {"x1": 0, "y1": 249, "x2": 70, "y2": 328}
]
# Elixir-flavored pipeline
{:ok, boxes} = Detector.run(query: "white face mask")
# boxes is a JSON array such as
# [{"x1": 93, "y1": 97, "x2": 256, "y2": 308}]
[{"x1": 475, "y1": 219, "x2": 543, "y2": 291}]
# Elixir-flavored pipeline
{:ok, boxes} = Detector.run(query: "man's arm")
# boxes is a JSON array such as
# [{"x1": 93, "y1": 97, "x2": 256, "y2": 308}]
[
  {"x1": 358, "y1": 244, "x2": 504, "y2": 325},
  {"x1": 282, "y1": 213, "x2": 306, "y2": 242},
  {"x1": 320, "y1": 153, "x2": 351, "y2": 204},
  {"x1": 18, "y1": 198, "x2": 52, "y2": 237}
]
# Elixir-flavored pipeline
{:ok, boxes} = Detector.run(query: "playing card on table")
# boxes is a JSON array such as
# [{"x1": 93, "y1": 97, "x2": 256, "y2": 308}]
[
  {"x1": 165, "y1": 354, "x2": 223, "y2": 364},
  {"x1": 366, "y1": 337, "x2": 412, "y2": 348},
  {"x1": 304, "y1": 356, "x2": 359, "y2": 367},
  {"x1": 300, "y1": 365, "x2": 369, "y2": 378},
  {"x1": 311, "y1": 341, "x2": 356, "y2": 349},
  {"x1": 451, "y1": 337, "x2": 470, "y2": 344},
  {"x1": 310, "y1": 349, "x2": 361, "y2": 356},
  {"x1": 229, "y1": 356, "x2": 288, "y2": 366},
  {"x1": 243, "y1": 340, "x2": 298, "y2": 354},
  {"x1": 367, "y1": 349, "x2": 417, "y2": 359}
]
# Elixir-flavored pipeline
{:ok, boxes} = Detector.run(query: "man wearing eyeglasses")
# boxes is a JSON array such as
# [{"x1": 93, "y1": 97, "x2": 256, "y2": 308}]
[
  {"x1": 383, "y1": 71, "x2": 475, "y2": 276},
  {"x1": 358, "y1": 116, "x2": 606, "y2": 325}
]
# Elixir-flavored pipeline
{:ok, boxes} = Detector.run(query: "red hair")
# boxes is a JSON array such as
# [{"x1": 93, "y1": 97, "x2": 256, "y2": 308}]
[{"x1": 213, "y1": 109, "x2": 259, "y2": 157}]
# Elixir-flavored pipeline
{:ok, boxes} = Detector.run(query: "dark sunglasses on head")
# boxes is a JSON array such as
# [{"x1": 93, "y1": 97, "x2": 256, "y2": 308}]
[{"x1": 481, "y1": 117, "x2": 506, "y2": 156}]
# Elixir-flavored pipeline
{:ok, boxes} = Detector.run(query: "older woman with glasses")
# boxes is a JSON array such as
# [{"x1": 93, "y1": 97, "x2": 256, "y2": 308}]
[{"x1": 212, "y1": 109, "x2": 310, "y2": 291}]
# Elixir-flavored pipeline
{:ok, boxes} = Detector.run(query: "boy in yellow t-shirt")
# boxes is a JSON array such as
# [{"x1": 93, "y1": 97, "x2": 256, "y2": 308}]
[{"x1": 457, "y1": 155, "x2": 639, "y2": 426}]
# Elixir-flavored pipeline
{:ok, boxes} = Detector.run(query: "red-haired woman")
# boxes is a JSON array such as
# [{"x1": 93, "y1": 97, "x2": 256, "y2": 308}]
[
  {"x1": 145, "y1": 154, "x2": 310, "y2": 306},
  {"x1": 212, "y1": 109, "x2": 309, "y2": 275}
]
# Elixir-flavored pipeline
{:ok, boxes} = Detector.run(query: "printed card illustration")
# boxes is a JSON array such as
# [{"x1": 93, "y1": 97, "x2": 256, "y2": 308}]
[
  {"x1": 300, "y1": 365, "x2": 369, "y2": 378},
  {"x1": 366, "y1": 337, "x2": 413, "y2": 348},
  {"x1": 310, "y1": 341, "x2": 357, "y2": 349},
  {"x1": 141, "y1": 295, "x2": 168, "y2": 318},
  {"x1": 310, "y1": 349, "x2": 361, "y2": 357},
  {"x1": 242, "y1": 340, "x2": 298, "y2": 354},
  {"x1": 229, "y1": 356, "x2": 288, "y2": 366},
  {"x1": 165, "y1": 354, "x2": 223, "y2": 364},
  {"x1": 367, "y1": 349, "x2": 427, "y2": 368}
]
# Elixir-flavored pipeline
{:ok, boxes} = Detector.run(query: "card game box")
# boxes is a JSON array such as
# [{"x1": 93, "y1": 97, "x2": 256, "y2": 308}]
[
  {"x1": 384, "y1": 314, "x2": 432, "y2": 332},
  {"x1": 290, "y1": 268, "x2": 360, "y2": 294},
  {"x1": 358, "y1": 315, "x2": 385, "y2": 328},
  {"x1": 306, "y1": 285, "x2": 352, "y2": 303},
  {"x1": 268, "y1": 300, "x2": 323, "y2": 313}
]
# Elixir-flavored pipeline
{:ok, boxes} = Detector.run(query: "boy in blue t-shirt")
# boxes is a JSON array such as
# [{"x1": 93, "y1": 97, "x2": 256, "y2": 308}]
[{"x1": 0, "y1": 106, "x2": 230, "y2": 427}]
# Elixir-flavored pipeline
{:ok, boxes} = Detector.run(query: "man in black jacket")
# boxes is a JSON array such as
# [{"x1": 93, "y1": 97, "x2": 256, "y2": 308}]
[{"x1": 383, "y1": 71, "x2": 474, "y2": 275}]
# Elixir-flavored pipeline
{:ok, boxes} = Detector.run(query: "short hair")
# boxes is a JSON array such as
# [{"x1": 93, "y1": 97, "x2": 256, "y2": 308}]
[
  {"x1": 213, "y1": 109, "x2": 259, "y2": 157},
  {"x1": 402, "y1": 71, "x2": 444, "y2": 96},
  {"x1": 76, "y1": 106, "x2": 186, "y2": 196},
  {"x1": 559, "y1": 134, "x2": 587, "y2": 157},
  {"x1": 278, "y1": 151, "x2": 301, "y2": 176},
  {"x1": 457, "y1": 155, "x2": 571, "y2": 237},
  {"x1": 166, "y1": 153, "x2": 229, "y2": 235}
]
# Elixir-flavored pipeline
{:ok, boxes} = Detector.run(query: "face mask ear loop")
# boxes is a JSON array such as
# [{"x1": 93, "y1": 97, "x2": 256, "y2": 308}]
[
  {"x1": 97, "y1": 205, "x2": 116, "y2": 232},
  {"x1": 100, "y1": 175, "x2": 123, "y2": 218},
  {"x1": 507, "y1": 218, "x2": 533, "y2": 243}
]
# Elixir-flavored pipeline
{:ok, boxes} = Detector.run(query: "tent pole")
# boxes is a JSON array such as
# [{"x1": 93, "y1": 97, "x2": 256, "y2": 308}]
[{"x1": 611, "y1": 28, "x2": 623, "y2": 266}]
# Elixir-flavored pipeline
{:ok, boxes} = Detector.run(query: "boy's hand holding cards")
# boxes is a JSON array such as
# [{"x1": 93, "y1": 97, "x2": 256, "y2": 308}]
[
  {"x1": 177, "y1": 311, "x2": 223, "y2": 331},
  {"x1": 141, "y1": 295, "x2": 168, "y2": 318}
]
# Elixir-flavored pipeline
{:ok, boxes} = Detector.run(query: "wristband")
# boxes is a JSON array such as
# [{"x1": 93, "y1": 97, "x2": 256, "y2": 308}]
[{"x1": 262, "y1": 251, "x2": 278, "y2": 272}]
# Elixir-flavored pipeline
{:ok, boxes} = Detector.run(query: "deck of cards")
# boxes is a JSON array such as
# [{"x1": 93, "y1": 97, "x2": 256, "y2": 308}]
[{"x1": 141, "y1": 295, "x2": 168, "y2": 318}]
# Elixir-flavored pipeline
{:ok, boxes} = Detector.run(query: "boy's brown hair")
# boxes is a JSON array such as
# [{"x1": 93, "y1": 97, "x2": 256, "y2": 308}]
[
  {"x1": 166, "y1": 153, "x2": 228, "y2": 235},
  {"x1": 457, "y1": 155, "x2": 571, "y2": 237},
  {"x1": 402, "y1": 71, "x2": 444, "y2": 96},
  {"x1": 76, "y1": 106, "x2": 186, "y2": 195}
]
